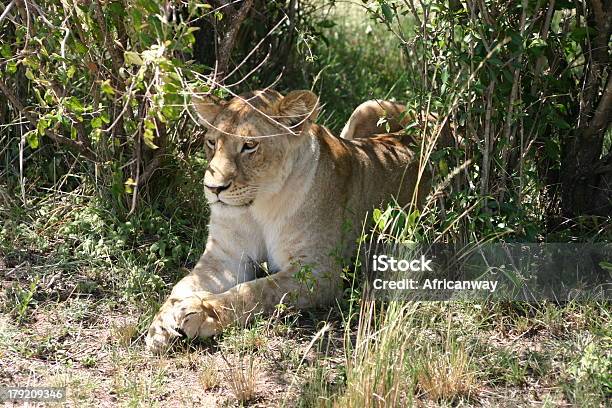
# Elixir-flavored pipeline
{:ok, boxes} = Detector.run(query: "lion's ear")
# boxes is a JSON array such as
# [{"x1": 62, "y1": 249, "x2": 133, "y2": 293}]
[
  {"x1": 193, "y1": 94, "x2": 225, "y2": 128},
  {"x1": 276, "y1": 90, "x2": 319, "y2": 132}
]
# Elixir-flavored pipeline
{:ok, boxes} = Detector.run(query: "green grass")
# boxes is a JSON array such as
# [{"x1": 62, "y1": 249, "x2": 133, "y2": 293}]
[{"x1": 297, "y1": 2, "x2": 413, "y2": 133}]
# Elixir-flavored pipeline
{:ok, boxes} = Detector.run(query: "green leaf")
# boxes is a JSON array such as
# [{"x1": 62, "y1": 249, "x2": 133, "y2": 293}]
[
  {"x1": 143, "y1": 127, "x2": 158, "y2": 149},
  {"x1": 37, "y1": 118, "x2": 50, "y2": 135},
  {"x1": 552, "y1": 117, "x2": 571, "y2": 130},
  {"x1": 138, "y1": 0, "x2": 159, "y2": 13},
  {"x1": 22, "y1": 57, "x2": 40, "y2": 69},
  {"x1": 0, "y1": 44, "x2": 11, "y2": 58},
  {"x1": 407, "y1": 210, "x2": 420, "y2": 227},
  {"x1": 144, "y1": 118, "x2": 156, "y2": 130},
  {"x1": 25, "y1": 130, "x2": 39, "y2": 149},
  {"x1": 380, "y1": 3, "x2": 393, "y2": 22},
  {"x1": 124, "y1": 51, "x2": 144, "y2": 66},
  {"x1": 373, "y1": 208, "x2": 382, "y2": 224},
  {"x1": 570, "y1": 26, "x2": 595, "y2": 43},
  {"x1": 64, "y1": 96, "x2": 84, "y2": 113},
  {"x1": 91, "y1": 117, "x2": 103, "y2": 129},
  {"x1": 438, "y1": 159, "x2": 449, "y2": 176},
  {"x1": 100, "y1": 80, "x2": 115, "y2": 96},
  {"x1": 74, "y1": 42, "x2": 88, "y2": 55},
  {"x1": 599, "y1": 261, "x2": 612, "y2": 273},
  {"x1": 6, "y1": 61, "x2": 17, "y2": 74},
  {"x1": 318, "y1": 20, "x2": 336, "y2": 28},
  {"x1": 43, "y1": 89, "x2": 55, "y2": 104},
  {"x1": 124, "y1": 177, "x2": 136, "y2": 194},
  {"x1": 66, "y1": 65, "x2": 76, "y2": 79},
  {"x1": 108, "y1": 1, "x2": 127, "y2": 17}
]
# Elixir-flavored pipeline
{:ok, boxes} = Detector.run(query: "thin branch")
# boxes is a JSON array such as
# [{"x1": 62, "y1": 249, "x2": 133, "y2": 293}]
[
  {"x1": 221, "y1": 15, "x2": 287, "y2": 83},
  {"x1": 0, "y1": 0, "x2": 15, "y2": 25}
]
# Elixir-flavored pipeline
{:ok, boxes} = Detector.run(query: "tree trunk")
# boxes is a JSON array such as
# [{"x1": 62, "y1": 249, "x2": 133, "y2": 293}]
[{"x1": 559, "y1": 0, "x2": 611, "y2": 217}]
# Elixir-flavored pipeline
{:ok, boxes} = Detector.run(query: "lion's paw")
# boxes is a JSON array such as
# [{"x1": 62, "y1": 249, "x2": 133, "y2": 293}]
[
  {"x1": 145, "y1": 293, "x2": 226, "y2": 354},
  {"x1": 173, "y1": 296, "x2": 225, "y2": 339},
  {"x1": 145, "y1": 307, "x2": 182, "y2": 354}
]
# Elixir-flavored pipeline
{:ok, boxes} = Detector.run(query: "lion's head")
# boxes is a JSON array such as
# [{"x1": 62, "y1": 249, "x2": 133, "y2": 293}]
[{"x1": 193, "y1": 89, "x2": 319, "y2": 207}]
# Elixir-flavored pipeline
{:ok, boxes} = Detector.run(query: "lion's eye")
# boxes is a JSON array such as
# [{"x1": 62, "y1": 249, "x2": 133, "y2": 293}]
[
  {"x1": 205, "y1": 139, "x2": 216, "y2": 150},
  {"x1": 242, "y1": 140, "x2": 259, "y2": 153}
]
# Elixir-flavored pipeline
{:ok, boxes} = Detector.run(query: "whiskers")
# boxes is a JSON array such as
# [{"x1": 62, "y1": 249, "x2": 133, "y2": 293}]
[
  {"x1": 246, "y1": 183, "x2": 278, "y2": 194},
  {"x1": 221, "y1": 185, "x2": 259, "y2": 205},
  {"x1": 215, "y1": 183, "x2": 278, "y2": 206}
]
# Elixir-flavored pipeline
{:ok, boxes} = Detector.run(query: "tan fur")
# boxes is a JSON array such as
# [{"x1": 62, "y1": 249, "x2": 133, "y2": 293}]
[
  {"x1": 145, "y1": 90, "x2": 430, "y2": 352},
  {"x1": 340, "y1": 99, "x2": 409, "y2": 139},
  {"x1": 340, "y1": 100, "x2": 455, "y2": 149}
]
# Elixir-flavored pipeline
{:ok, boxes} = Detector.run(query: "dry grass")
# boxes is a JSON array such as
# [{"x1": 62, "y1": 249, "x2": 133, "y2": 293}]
[
  {"x1": 417, "y1": 344, "x2": 478, "y2": 402},
  {"x1": 334, "y1": 301, "x2": 416, "y2": 408},
  {"x1": 111, "y1": 322, "x2": 140, "y2": 347},
  {"x1": 223, "y1": 354, "x2": 259, "y2": 404},
  {"x1": 199, "y1": 359, "x2": 220, "y2": 391}
]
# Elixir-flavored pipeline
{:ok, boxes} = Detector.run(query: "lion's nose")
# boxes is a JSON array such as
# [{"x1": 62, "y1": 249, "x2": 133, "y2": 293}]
[{"x1": 205, "y1": 182, "x2": 231, "y2": 195}]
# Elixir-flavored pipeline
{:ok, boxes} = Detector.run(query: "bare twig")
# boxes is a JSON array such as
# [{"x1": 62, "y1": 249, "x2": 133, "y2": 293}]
[
  {"x1": 221, "y1": 15, "x2": 287, "y2": 83},
  {"x1": 480, "y1": 81, "x2": 494, "y2": 199},
  {"x1": 0, "y1": 0, "x2": 15, "y2": 25}
]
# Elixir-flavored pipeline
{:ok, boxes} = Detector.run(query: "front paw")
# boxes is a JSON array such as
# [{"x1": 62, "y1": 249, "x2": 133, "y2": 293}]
[
  {"x1": 145, "y1": 303, "x2": 183, "y2": 354},
  {"x1": 173, "y1": 295, "x2": 226, "y2": 339}
]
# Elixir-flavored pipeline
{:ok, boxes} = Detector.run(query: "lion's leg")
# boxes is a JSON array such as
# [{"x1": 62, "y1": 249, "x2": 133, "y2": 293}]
[
  {"x1": 146, "y1": 230, "x2": 261, "y2": 352},
  {"x1": 170, "y1": 261, "x2": 342, "y2": 340}
]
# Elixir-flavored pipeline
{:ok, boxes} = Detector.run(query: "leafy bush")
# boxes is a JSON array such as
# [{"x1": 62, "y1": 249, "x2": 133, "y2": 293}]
[
  {"x1": 361, "y1": 0, "x2": 611, "y2": 237},
  {"x1": 0, "y1": 0, "x2": 316, "y2": 215}
]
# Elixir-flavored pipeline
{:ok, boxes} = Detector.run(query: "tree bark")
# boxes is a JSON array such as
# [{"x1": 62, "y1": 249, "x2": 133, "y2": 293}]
[{"x1": 559, "y1": 0, "x2": 611, "y2": 216}]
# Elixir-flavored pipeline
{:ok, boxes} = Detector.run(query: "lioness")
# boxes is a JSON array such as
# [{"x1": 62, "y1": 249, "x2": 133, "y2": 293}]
[{"x1": 145, "y1": 89, "x2": 428, "y2": 352}]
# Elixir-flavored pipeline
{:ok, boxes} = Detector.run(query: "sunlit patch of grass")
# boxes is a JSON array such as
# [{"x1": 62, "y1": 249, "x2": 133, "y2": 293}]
[
  {"x1": 333, "y1": 301, "x2": 418, "y2": 407},
  {"x1": 198, "y1": 358, "x2": 220, "y2": 392},
  {"x1": 111, "y1": 358, "x2": 169, "y2": 406},
  {"x1": 303, "y1": 2, "x2": 414, "y2": 133},
  {"x1": 297, "y1": 365, "x2": 338, "y2": 408},
  {"x1": 561, "y1": 332, "x2": 612, "y2": 405},
  {"x1": 224, "y1": 354, "x2": 258, "y2": 404},
  {"x1": 224, "y1": 324, "x2": 269, "y2": 352},
  {"x1": 111, "y1": 322, "x2": 140, "y2": 347},
  {"x1": 416, "y1": 341, "x2": 478, "y2": 403},
  {"x1": 48, "y1": 373, "x2": 102, "y2": 406}
]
